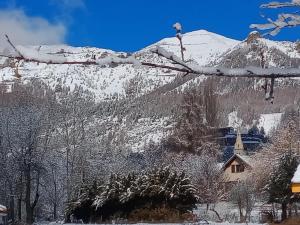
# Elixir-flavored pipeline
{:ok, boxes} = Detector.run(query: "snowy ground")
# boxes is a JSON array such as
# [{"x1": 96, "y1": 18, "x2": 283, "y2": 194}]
[
  {"x1": 196, "y1": 202, "x2": 264, "y2": 224},
  {"x1": 228, "y1": 111, "x2": 282, "y2": 135},
  {"x1": 41, "y1": 223, "x2": 266, "y2": 225},
  {"x1": 257, "y1": 113, "x2": 282, "y2": 135}
]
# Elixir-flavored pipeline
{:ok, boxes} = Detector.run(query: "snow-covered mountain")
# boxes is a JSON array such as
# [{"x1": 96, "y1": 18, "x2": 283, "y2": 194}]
[
  {"x1": 1, "y1": 29, "x2": 300, "y2": 101},
  {"x1": 0, "y1": 29, "x2": 299, "y2": 152},
  {"x1": 143, "y1": 30, "x2": 239, "y2": 66},
  {"x1": 0, "y1": 30, "x2": 241, "y2": 101}
]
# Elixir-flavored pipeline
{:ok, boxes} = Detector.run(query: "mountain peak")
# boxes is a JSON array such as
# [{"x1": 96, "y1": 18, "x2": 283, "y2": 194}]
[{"x1": 143, "y1": 29, "x2": 239, "y2": 66}]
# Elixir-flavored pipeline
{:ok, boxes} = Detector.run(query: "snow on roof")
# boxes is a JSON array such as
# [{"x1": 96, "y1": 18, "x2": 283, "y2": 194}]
[
  {"x1": 237, "y1": 154, "x2": 253, "y2": 166},
  {"x1": 223, "y1": 153, "x2": 253, "y2": 169},
  {"x1": 292, "y1": 164, "x2": 300, "y2": 183},
  {"x1": 0, "y1": 205, "x2": 7, "y2": 213}
]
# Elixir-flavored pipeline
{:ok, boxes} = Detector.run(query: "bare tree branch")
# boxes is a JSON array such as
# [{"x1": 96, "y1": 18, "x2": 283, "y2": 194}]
[
  {"x1": 5, "y1": 34, "x2": 24, "y2": 58},
  {"x1": 2, "y1": 34, "x2": 300, "y2": 80},
  {"x1": 251, "y1": 1, "x2": 300, "y2": 36}
]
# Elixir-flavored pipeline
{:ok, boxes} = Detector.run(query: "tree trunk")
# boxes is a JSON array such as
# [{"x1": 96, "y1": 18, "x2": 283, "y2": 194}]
[
  {"x1": 25, "y1": 207, "x2": 34, "y2": 225},
  {"x1": 17, "y1": 197, "x2": 22, "y2": 221},
  {"x1": 52, "y1": 167, "x2": 58, "y2": 220},
  {"x1": 9, "y1": 195, "x2": 15, "y2": 223},
  {"x1": 53, "y1": 202, "x2": 57, "y2": 220},
  {"x1": 238, "y1": 203, "x2": 245, "y2": 222},
  {"x1": 24, "y1": 166, "x2": 39, "y2": 224},
  {"x1": 288, "y1": 203, "x2": 292, "y2": 217},
  {"x1": 210, "y1": 208, "x2": 223, "y2": 222},
  {"x1": 25, "y1": 168, "x2": 33, "y2": 224},
  {"x1": 282, "y1": 203, "x2": 287, "y2": 221}
]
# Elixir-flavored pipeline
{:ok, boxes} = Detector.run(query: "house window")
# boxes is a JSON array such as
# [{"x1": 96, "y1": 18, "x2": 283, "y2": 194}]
[
  {"x1": 236, "y1": 165, "x2": 245, "y2": 173},
  {"x1": 231, "y1": 164, "x2": 245, "y2": 173},
  {"x1": 231, "y1": 165, "x2": 235, "y2": 173}
]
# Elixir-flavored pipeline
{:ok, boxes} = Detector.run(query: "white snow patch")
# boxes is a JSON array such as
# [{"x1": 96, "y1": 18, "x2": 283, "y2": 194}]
[
  {"x1": 127, "y1": 117, "x2": 172, "y2": 152},
  {"x1": 17, "y1": 45, "x2": 66, "y2": 63},
  {"x1": 143, "y1": 29, "x2": 239, "y2": 66},
  {"x1": 257, "y1": 113, "x2": 282, "y2": 135},
  {"x1": 228, "y1": 111, "x2": 243, "y2": 129},
  {"x1": 173, "y1": 22, "x2": 182, "y2": 32}
]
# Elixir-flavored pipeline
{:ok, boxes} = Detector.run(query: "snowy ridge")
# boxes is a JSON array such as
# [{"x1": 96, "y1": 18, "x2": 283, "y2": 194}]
[
  {"x1": 144, "y1": 30, "x2": 239, "y2": 66},
  {"x1": 0, "y1": 29, "x2": 241, "y2": 101},
  {"x1": 1, "y1": 29, "x2": 299, "y2": 102},
  {"x1": 0, "y1": 45, "x2": 175, "y2": 101}
]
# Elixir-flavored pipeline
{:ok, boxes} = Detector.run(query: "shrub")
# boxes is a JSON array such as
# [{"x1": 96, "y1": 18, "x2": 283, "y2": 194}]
[
  {"x1": 66, "y1": 167, "x2": 198, "y2": 223},
  {"x1": 128, "y1": 207, "x2": 196, "y2": 223}
]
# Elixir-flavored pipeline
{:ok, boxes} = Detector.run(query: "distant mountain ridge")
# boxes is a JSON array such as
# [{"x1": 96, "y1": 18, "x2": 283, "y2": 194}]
[{"x1": 0, "y1": 29, "x2": 242, "y2": 101}]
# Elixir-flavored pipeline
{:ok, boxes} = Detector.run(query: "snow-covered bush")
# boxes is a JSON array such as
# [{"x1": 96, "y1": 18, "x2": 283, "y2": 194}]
[{"x1": 66, "y1": 167, "x2": 198, "y2": 223}]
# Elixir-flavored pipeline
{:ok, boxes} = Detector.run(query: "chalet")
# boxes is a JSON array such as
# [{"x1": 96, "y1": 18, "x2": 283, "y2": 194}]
[
  {"x1": 0, "y1": 205, "x2": 7, "y2": 225},
  {"x1": 222, "y1": 130, "x2": 253, "y2": 187}
]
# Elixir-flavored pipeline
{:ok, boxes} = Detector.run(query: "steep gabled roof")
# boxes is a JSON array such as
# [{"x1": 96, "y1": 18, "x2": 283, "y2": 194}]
[{"x1": 223, "y1": 153, "x2": 253, "y2": 170}]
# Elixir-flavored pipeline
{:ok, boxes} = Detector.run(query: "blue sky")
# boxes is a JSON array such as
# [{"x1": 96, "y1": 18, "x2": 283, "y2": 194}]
[{"x1": 0, "y1": 0, "x2": 300, "y2": 52}]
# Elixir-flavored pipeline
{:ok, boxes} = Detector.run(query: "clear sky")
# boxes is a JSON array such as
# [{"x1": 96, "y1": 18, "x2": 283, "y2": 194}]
[{"x1": 0, "y1": 0, "x2": 300, "y2": 52}]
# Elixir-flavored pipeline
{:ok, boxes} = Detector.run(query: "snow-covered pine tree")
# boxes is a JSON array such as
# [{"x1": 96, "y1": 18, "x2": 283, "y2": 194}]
[
  {"x1": 67, "y1": 167, "x2": 198, "y2": 222},
  {"x1": 65, "y1": 181, "x2": 100, "y2": 223}
]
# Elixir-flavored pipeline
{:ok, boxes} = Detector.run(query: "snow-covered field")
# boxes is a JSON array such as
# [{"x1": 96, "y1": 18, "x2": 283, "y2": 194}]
[
  {"x1": 41, "y1": 223, "x2": 266, "y2": 225},
  {"x1": 228, "y1": 111, "x2": 283, "y2": 135}
]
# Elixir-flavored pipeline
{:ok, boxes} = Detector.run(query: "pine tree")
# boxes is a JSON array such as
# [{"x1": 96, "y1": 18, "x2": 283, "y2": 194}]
[
  {"x1": 268, "y1": 153, "x2": 298, "y2": 221},
  {"x1": 248, "y1": 124, "x2": 259, "y2": 135},
  {"x1": 259, "y1": 126, "x2": 265, "y2": 136}
]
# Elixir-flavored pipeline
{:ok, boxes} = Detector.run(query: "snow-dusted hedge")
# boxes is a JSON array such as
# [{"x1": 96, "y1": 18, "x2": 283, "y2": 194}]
[{"x1": 66, "y1": 167, "x2": 198, "y2": 223}]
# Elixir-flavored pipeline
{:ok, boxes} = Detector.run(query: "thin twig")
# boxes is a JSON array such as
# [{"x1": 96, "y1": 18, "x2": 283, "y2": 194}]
[{"x1": 5, "y1": 34, "x2": 24, "y2": 58}]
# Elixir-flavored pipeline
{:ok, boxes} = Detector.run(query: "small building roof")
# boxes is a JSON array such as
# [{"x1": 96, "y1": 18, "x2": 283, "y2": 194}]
[
  {"x1": 223, "y1": 153, "x2": 253, "y2": 170},
  {"x1": 292, "y1": 164, "x2": 300, "y2": 183},
  {"x1": 0, "y1": 205, "x2": 7, "y2": 215}
]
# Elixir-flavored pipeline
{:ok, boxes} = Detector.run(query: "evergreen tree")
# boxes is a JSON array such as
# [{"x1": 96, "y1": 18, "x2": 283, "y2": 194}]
[
  {"x1": 248, "y1": 124, "x2": 259, "y2": 135},
  {"x1": 259, "y1": 126, "x2": 265, "y2": 136},
  {"x1": 67, "y1": 167, "x2": 198, "y2": 222},
  {"x1": 268, "y1": 153, "x2": 298, "y2": 221}
]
